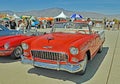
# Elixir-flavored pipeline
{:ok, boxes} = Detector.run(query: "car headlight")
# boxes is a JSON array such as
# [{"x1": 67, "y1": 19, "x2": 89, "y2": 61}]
[
  {"x1": 22, "y1": 43, "x2": 29, "y2": 50},
  {"x1": 70, "y1": 47, "x2": 79, "y2": 55},
  {"x1": 4, "y1": 42, "x2": 10, "y2": 50}
]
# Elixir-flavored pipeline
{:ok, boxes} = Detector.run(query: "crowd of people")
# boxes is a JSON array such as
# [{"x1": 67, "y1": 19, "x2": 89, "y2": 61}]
[
  {"x1": 1, "y1": 17, "x2": 120, "y2": 32},
  {"x1": 0, "y1": 18, "x2": 53, "y2": 32},
  {"x1": 104, "y1": 20, "x2": 115, "y2": 30}
]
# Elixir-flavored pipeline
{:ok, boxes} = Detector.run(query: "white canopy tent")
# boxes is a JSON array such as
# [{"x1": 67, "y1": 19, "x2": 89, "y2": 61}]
[
  {"x1": 13, "y1": 14, "x2": 20, "y2": 19},
  {"x1": 30, "y1": 16, "x2": 36, "y2": 20},
  {"x1": 54, "y1": 11, "x2": 68, "y2": 19}
]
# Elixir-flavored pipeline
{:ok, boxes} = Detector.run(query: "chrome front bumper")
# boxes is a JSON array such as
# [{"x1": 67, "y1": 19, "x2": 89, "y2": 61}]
[{"x1": 21, "y1": 55, "x2": 84, "y2": 73}]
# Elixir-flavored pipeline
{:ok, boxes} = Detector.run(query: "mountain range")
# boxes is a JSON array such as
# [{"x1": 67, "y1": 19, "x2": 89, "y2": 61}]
[{"x1": 0, "y1": 8, "x2": 120, "y2": 19}]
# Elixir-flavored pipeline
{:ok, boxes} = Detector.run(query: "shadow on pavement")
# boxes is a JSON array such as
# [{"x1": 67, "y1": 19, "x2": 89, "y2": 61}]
[
  {"x1": 0, "y1": 56, "x2": 20, "y2": 63},
  {"x1": 28, "y1": 47, "x2": 109, "y2": 84}
]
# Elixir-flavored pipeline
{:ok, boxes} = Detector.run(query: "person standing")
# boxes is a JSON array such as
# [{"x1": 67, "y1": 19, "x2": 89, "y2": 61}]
[
  {"x1": 5, "y1": 21, "x2": 9, "y2": 27},
  {"x1": 25, "y1": 18, "x2": 30, "y2": 30},
  {"x1": 110, "y1": 20, "x2": 115, "y2": 30},
  {"x1": 42, "y1": 20, "x2": 47, "y2": 28},
  {"x1": 10, "y1": 20, "x2": 16, "y2": 29},
  {"x1": 118, "y1": 21, "x2": 120, "y2": 30},
  {"x1": 105, "y1": 20, "x2": 109, "y2": 30},
  {"x1": 87, "y1": 18, "x2": 93, "y2": 34},
  {"x1": 87, "y1": 18, "x2": 93, "y2": 27}
]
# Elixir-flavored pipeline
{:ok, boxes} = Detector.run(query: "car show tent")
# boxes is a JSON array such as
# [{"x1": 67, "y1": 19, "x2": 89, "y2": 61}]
[
  {"x1": 54, "y1": 11, "x2": 68, "y2": 19},
  {"x1": 13, "y1": 14, "x2": 20, "y2": 19},
  {"x1": 39, "y1": 17, "x2": 54, "y2": 21},
  {"x1": 70, "y1": 14, "x2": 83, "y2": 19}
]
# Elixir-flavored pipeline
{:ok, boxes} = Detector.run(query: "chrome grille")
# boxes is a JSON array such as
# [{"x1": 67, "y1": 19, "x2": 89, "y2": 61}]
[{"x1": 31, "y1": 50, "x2": 68, "y2": 61}]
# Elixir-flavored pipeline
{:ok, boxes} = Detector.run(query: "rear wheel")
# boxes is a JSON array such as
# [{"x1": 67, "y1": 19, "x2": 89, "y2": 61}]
[
  {"x1": 76, "y1": 54, "x2": 88, "y2": 75},
  {"x1": 11, "y1": 46, "x2": 23, "y2": 59}
]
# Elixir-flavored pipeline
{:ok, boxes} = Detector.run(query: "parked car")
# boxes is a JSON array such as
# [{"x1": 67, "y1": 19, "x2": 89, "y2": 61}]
[
  {"x1": 21, "y1": 21, "x2": 105, "y2": 74},
  {"x1": 0, "y1": 28, "x2": 44, "y2": 59},
  {"x1": 0, "y1": 25, "x2": 22, "y2": 36},
  {"x1": 0, "y1": 35, "x2": 33, "y2": 59}
]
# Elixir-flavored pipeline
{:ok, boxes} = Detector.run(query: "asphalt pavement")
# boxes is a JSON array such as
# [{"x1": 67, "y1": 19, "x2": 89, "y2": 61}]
[{"x1": 0, "y1": 29, "x2": 120, "y2": 84}]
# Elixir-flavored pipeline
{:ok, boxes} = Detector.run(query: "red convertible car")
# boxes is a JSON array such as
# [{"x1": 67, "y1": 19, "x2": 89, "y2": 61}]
[
  {"x1": 0, "y1": 30, "x2": 43, "y2": 59},
  {"x1": 0, "y1": 35, "x2": 33, "y2": 59},
  {"x1": 21, "y1": 21, "x2": 105, "y2": 74}
]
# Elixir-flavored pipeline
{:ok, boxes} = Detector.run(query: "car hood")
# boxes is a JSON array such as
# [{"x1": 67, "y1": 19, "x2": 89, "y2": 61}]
[
  {"x1": 0, "y1": 35, "x2": 31, "y2": 48},
  {"x1": 31, "y1": 33, "x2": 90, "y2": 52}
]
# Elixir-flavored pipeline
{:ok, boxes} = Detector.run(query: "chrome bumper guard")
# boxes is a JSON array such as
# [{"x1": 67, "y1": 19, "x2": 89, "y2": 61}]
[{"x1": 21, "y1": 55, "x2": 83, "y2": 73}]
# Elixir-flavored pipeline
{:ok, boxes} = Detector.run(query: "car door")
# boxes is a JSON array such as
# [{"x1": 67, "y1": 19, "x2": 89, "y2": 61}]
[{"x1": 91, "y1": 34, "x2": 100, "y2": 58}]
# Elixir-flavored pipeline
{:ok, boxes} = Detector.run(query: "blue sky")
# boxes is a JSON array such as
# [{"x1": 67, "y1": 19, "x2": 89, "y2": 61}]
[{"x1": 1, "y1": 0, "x2": 120, "y2": 15}]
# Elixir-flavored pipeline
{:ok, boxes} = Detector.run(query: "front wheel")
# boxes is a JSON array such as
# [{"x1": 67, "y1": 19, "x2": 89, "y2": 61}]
[
  {"x1": 11, "y1": 46, "x2": 23, "y2": 59},
  {"x1": 76, "y1": 54, "x2": 88, "y2": 75}
]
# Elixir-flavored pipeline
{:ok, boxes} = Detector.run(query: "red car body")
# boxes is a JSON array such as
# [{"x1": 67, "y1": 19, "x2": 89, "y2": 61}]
[
  {"x1": 0, "y1": 35, "x2": 33, "y2": 59},
  {"x1": 21, "y1": 22, "x2": 105, "y2": 74}
]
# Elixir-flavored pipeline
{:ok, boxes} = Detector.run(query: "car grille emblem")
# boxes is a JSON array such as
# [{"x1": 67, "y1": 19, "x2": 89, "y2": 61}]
[{"x1": 43, "y1": 46, "x2": 53, "y2": 49}]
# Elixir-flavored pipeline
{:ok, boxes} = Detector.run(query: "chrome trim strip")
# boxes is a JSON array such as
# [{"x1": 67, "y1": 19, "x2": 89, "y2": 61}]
[{"x1": 21, "y1": 55, "x2": 83, "y2": 73}]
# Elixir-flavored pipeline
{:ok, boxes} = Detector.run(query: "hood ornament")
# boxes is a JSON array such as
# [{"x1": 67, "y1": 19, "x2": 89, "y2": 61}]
[{"x1": 47, "y1": 36, "x2": 54, "y2": 43}]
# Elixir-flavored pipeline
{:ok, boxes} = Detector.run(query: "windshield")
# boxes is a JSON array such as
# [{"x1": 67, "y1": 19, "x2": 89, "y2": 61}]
[
  {"x1": 35, "y1": 22, "x2": 92, "y2": 34},
  {"x1": 51, "y1": 22, "x2": 91, "y2": 34}
]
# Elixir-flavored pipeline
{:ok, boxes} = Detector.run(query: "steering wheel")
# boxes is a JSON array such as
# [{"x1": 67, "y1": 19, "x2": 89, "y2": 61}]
[{"x1": 76, "y1": 30, "x2": 86, "y2": 34}]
